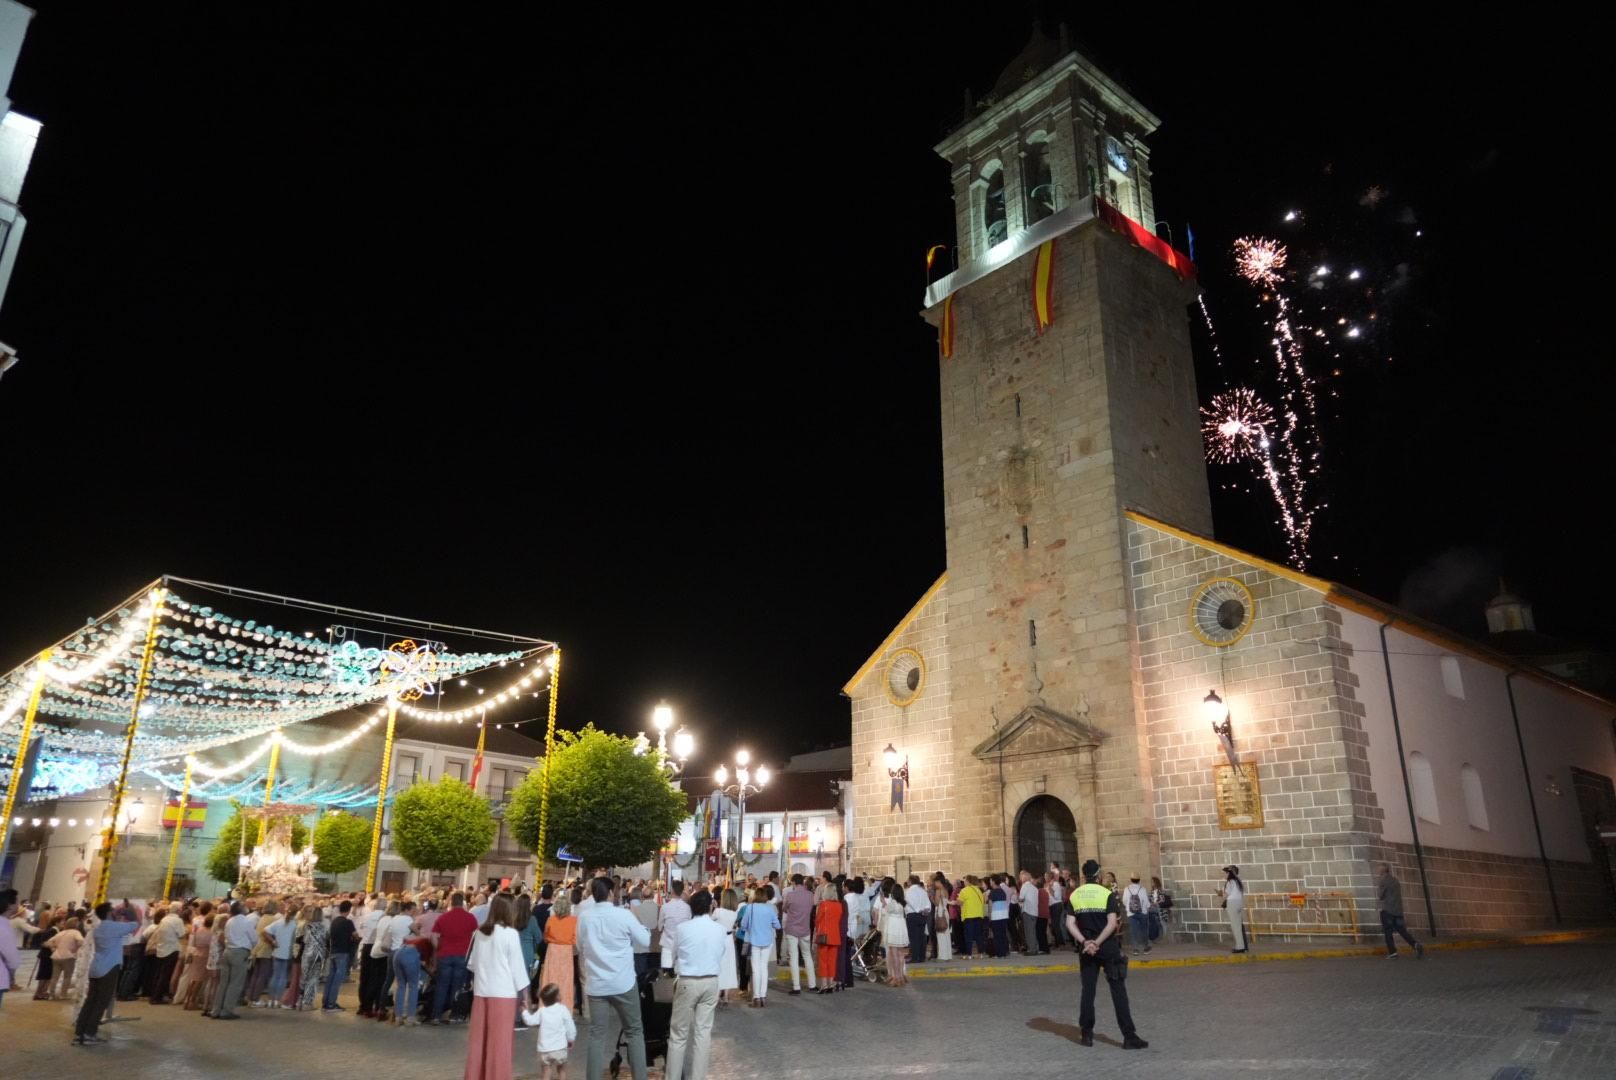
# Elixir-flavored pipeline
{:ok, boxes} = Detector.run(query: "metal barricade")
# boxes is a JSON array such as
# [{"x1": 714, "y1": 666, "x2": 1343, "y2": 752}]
[{"x1": 1245, "y1": 891, "x2": 1361, "y2": 943}]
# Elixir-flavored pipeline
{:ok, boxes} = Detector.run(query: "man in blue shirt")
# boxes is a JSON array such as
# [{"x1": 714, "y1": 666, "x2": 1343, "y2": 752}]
[
  {"x1": 576, "y1": 877, "x2": 651, "y2": 1080},
  {"x1": 73, "y1": 902, "x2": 141, "y2": 1044}
]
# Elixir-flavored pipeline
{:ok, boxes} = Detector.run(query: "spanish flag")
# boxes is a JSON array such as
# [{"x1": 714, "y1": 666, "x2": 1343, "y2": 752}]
[
  {"x1": 162, "y1": 798, "x2": 208, "y2": 829},
  {"x1": 1032, "y1": 239, "x2": 1056, "y2": 334},
  {"x1": 925, "y1": 244, "x2": 947, "y2": 274},
  {"x1": 940, "y1": 294, "x2": 956, "y2": 360}
]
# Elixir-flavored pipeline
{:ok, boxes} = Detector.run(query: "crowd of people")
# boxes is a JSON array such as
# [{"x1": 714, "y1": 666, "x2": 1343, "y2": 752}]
[{"x1": 10, "y1": 858, "x2": 1372, "y2": 1074}]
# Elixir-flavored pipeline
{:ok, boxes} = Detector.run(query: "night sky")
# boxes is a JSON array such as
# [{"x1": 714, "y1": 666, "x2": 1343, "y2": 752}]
[{"x1": 2, "y1": 7, "x2": 1608, "y2": 769}]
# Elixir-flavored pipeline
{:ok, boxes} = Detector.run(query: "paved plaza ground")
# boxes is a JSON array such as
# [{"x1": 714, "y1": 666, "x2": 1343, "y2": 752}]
[{"x1": 5, "y1": 941, "x2": 1615, "y2": 1079}]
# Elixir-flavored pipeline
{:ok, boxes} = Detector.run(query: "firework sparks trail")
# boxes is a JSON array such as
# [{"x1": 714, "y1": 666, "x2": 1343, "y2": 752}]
[{"x1": 1201, "y1": 244, "x2": 1326, "y2": 569}]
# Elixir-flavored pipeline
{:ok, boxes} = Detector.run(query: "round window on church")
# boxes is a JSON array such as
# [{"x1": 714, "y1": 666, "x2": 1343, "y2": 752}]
[
  {"x1": 884, "y1": 648, "x2": 927, "y2": 707},
  {"x1": 1189, "y1": 577, "x2": 1256, "y2": 647}
]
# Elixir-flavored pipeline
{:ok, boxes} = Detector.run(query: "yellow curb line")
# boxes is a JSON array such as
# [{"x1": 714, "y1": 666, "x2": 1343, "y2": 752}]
[{"x1": 884, "y1": 929, "x2": 1616, "y2": 979}]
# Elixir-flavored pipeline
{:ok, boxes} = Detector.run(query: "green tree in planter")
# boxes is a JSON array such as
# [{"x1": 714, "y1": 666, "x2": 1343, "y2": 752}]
[
  {"x1": 204, "y1": 802, "x2": 309, "y2": 886},
  {"x1": 507, "y1": 725, "x2": 687, "y2": 870},
  {"x1": 312, "y1": 811, "x2": 374, "y2": 886},
  {"x1": 390, "y1": 776, "x2": 498, "y2": 872}
]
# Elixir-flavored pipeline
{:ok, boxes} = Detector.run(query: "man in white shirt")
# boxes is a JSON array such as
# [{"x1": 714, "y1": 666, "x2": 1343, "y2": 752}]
[
  {"x1": 576, "y1": 878, "x2": 650, "y2": 1080},
  {"x1": 1017, "y1": 871, "x2": 1042, "y2": 957},
  {"x1": 147, "y1": 906, "x2": 188, "y2": 1004},
  {"x1": 376, "y1": 901, "x2": 415, "y2": 1013},
  {"x1": 904, "y1": 876, "x2": 933, "y2": 964},
  {"x1": 1121, "y1": 874, "x2": 1154, "y2": 954},
  {"x1": 630, "y1": 887, "x2": 659, "y2": 981},
  {"x1": 664, "y1": 889, "x2": 725, "y2": 1080},
  {"x1": 844, "y1": 879, "x2": 869, "y2": 940},
  {"x1": 657, "y1": 879, "x2": 692, "y2": 972}
]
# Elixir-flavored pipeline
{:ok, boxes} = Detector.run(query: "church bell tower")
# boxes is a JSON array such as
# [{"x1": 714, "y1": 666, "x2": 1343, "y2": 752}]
[{"x1": 927, "y1": 27, "x2": 1213, "y2": 878}]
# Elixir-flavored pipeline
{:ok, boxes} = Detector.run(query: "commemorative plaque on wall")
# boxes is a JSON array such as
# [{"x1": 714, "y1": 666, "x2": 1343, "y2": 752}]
[{"x1": 1215, "y1": 762, "x2": 1264, "y2": 830}]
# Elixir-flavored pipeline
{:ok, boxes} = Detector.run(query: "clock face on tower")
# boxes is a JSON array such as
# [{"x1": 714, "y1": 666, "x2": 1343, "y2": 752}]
[{"x1": 1106, "y1": 137, "x2": 1129, "y2": 174}]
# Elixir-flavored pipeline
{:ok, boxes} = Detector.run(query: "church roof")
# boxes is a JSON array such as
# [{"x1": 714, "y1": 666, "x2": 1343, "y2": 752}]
[
  {"x1": 991, "y1": 25, "x2": 1070, "y2": 98},
  {"x1": 841, "y1": 572, "x2": 947, "y2": 695},
  {"x1": 1124, "y1": 509, "x2": 1616, "y2": 710}
]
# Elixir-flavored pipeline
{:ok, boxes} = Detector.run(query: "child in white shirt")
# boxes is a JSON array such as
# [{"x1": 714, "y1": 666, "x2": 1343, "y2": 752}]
[{"x1": 521, "y1": 982, "x2": 577, "y2": 1078}]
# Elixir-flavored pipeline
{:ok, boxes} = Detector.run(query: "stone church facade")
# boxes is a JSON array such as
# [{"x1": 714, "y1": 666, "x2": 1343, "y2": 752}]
[{"x1": 846, "y1": 31, "x2": 1616, "y2": 940}]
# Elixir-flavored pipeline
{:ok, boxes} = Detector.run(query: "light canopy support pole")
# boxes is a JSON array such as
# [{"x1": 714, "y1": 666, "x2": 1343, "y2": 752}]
[
  {"x1": 535, "y1": 647, "x2": 562, "y2": 884},
  {"x1": 364, "y1": 699, "x2": 399, "y2": 893},
  {"x1": 0, "y1": 651, "x2": 50, "y2": 857},
  {"x1": 257, "y1": 732, "x2": 282, "y2": 844},
  {"x1": 96, "y1": 588, "x2": 166, "y2": 906},
  {"x1": 162, "y1": 758, "x2": 193, "y2": 901}
]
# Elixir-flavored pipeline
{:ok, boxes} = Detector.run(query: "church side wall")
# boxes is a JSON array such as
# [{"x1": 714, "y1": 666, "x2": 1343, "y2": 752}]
[
  {"x1": 1340, "y1": 610, "x2": 1616, "y2": 929},
  {"x1": 1129, "y1": 519, "x2": 1386, "y2": 944},
  {"x1": 847, "y1": 583, "x2": 956, "y2": 879}
]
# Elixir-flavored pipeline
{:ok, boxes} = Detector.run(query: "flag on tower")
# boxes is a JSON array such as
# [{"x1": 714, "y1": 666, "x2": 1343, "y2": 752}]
[
  {"x1": 1032, "y1": 239, "x2": 1057, "y2": 334},
  {"x1": 940, "y1": 294, "x2": 956, "y2": 359}
]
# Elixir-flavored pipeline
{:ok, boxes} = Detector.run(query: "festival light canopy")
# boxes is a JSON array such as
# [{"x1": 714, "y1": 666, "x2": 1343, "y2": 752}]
[{"x1": 0, "y1": 576, "x2": 557, "y2": 800}]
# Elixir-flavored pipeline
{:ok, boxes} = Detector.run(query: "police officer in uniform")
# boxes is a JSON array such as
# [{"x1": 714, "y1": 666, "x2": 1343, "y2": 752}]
[{"x1": 1065, "y1": 858, "x2": 1148, "y2": 1050}]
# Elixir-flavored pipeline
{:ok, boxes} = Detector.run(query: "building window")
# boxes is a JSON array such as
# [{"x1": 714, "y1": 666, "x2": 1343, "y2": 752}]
[
  {"x1": 1460, "y1": 763, "x2": 1489, "y2": 831},
  {"x1": 1024, "y1": 134, "x2": 1055, "y2": 225},
  {"x1": 445, "y1": 759, "x2": 465, "y2": 782},
  {"x1": 396, "y1": 753, "x2": 420, "y2": 786},
  {"x1": 1440, "y1": 655, "x2": 1464, "y2": 699},
  {"x1": 982, "y1": 160, "x2": 1007, "y2": 247},
  {"x1": 1408, "y1": 751, "x2": 1440, "y2": 824}
]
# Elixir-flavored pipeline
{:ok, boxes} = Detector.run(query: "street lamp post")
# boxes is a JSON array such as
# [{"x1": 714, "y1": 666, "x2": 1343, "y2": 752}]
[
  {"x1": 636, "y1": 702, "x2": 695, "y2": 886},
  {"x1": 714, "y1": 749, "x2": 770, "y2": 883}
]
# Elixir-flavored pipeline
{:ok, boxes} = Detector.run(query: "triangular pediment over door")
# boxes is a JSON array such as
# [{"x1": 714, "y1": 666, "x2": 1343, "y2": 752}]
[{"x1": 971, "y1": 702, "x2": 1104, "y2": 761}]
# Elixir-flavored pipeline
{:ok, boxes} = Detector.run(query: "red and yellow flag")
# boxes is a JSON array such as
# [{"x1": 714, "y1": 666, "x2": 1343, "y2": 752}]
[
  {"x1": 925, "y1": 244, "x2": 947, "y2": 273},
  {"x1": 161, "y1": 798, "x2": 207, "y2": 829},
  {"x1": 939, "y1": 294, "x2": 956, "y2": 359},
  {"x1": 1032, "y1": 239, "x2": 1057, "y2": 334}
]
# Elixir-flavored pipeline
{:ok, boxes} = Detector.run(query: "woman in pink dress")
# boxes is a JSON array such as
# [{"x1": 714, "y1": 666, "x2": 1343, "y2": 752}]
[
  {"x1": 182, "y1": 915, "x2": 214, "y2": 1010},
  {"x1": 464, "y1": 895, "x2": 530, "y2": 1080}
]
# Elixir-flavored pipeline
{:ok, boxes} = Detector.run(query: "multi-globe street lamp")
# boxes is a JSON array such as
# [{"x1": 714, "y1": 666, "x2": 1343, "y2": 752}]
[
  {"x1": 714, "y1": 749, "x2": 769, "y2": 878},
  {"x1": 636, "y1": 701, "x2": 694, "y2": 774}
]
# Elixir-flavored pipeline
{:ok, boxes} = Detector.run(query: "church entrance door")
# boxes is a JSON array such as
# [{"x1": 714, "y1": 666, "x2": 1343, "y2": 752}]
[{"x1": 1015, "y1": 795, "x2": 1079, "y2": 874}]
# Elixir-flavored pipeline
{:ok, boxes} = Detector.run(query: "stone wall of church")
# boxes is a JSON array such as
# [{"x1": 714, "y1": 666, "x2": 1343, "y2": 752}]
[
  {"x1": 926, "y1": 222, "x2": 1210, "y2": 882},
  {"x1": 847, "y1": 581, "x2": 957, "y2": 879},
  {"x1": 1127, "y1": 516, "x2": 1388, "y2": 944}
]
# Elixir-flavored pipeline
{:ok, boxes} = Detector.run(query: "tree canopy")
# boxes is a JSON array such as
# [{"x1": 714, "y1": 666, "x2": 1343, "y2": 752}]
[
  {"x1": 390, "y1": 776, "x2": 498, "y2": 871},
  {"x1": 507, "y1": 725, "x2": 688, "y2": 870},
  {"x1": 312, "y1": 811, "x2": 373, "y2": 878},
  {"x1": 204, "y1": 802, "x2": 309, "y2": 886}
]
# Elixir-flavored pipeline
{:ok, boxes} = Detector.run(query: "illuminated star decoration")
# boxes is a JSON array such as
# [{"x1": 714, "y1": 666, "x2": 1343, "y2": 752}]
[{"x1": 377, "y1": 639, "x2": 439, "y2": 702}]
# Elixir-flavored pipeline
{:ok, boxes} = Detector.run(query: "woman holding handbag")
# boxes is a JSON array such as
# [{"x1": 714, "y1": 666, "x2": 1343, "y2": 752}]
[{"x1": 811, "y1": 883, "x2": 842, "y2": 994}]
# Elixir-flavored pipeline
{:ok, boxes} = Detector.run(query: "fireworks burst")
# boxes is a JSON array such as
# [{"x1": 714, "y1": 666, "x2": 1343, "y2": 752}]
[
  {"x1": 1233, "y1": 236, "x2": 1287, "y2": 287},
  {"x1": 1202, "y1": 389, "x2": 1274, "y2": 464}
]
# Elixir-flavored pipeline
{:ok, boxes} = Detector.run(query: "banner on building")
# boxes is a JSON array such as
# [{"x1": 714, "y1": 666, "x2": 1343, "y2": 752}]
[
  {"x1": 702, "y1": 838, "x2": 723, "y2": 874},
  {"x1": 161, "y1": 798, "x2": 207, "y2": 829},
  {"x1": 939, "y1": 294, "x2": 956, "y2": 359},
  {"x1": 1095, "y1": 197, "x2": 1196, "y2": 281},
  {"x1": 1031, "y1": 239, "x2": 1056, "y2": 333}
]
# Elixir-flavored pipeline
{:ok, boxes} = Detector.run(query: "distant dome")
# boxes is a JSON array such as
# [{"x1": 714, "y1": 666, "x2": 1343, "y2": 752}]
[{"x1": 990, "y1": 25, "x2": 1070, "y2": 99}]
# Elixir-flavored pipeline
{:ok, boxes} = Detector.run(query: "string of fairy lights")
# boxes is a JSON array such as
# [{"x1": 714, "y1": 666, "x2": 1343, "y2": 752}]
[{"x1": 0, "y1": 583, "x2": 557, "y2": 805}]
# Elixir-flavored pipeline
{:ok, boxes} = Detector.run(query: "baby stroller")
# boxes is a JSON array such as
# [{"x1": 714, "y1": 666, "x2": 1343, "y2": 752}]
[
  {"x1": 609, "y1": 963, "x2": 672, "y2": 1078},
  {"x1": 852, "y1": 927, "x2": 886, "y2": 983}
]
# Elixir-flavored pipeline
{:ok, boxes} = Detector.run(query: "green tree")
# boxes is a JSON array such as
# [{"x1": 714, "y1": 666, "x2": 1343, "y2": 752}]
[
  {"x1": 390, "y1": 776, "x2": 498, "y2": 871},
  {"x1": 508, "y1": 725, "x2": 687, "y2": 869},
  {"x1": 312, "y1": 811, "x2": 374, "y2": 884},
  {"x1": 204, "y1": 802, "x2": 309, "y2": 886}
]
